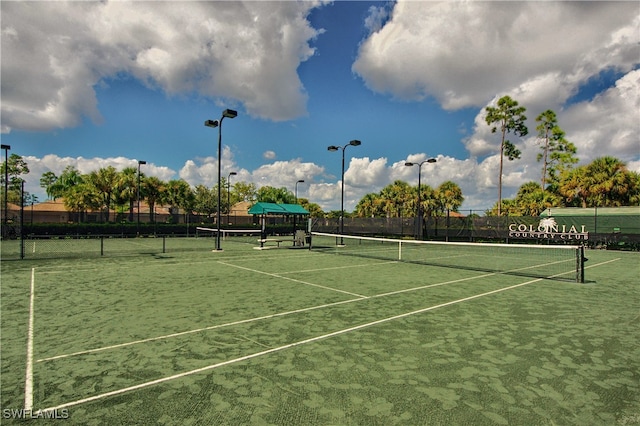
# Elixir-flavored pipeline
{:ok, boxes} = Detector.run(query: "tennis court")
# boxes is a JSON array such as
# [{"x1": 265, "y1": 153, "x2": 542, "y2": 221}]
[{"x1": 1, "y1": 235, "x2": 638, "y2": 424}]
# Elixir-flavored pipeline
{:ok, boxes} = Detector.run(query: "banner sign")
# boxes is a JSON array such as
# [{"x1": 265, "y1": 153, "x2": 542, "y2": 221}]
[{"x1": 509, "y1": 217, "x2": 589, "y2": 241}]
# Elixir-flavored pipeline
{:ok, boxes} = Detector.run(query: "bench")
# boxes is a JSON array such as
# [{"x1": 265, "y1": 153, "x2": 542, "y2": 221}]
[{"x1": 255, "y1": 238, "x2": 285, "y2": 249}]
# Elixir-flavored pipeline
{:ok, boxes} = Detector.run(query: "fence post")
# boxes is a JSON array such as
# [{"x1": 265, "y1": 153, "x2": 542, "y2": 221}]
[
  {"x1": 100, "y1": 236, "x2": 104, "y2": 256},
  {"x1": 20, "y1": 181, "x2": 24, "y2": 259}
]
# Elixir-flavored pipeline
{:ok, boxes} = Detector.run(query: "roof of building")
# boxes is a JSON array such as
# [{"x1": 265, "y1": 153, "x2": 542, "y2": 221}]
[{"x1": 247, "y1": 202, "x2": 310, "y2": 215}]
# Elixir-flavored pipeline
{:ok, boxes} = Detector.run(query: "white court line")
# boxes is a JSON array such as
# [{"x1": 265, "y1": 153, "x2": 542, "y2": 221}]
[
  {"x1": 37, "y1": 255, "x2": 589, "y2": 363},
  {"x1": 36, "y1": 255, "x2": 600, "y2": 362},
  {"x1": 37, "y1": 271, "x2": 495, "y2": 363},
  {"x1": 217, "y1": 261, "x2": 368, "y2": 298},
  {"x1": 24, "y1": 268, "x2": 35, "y2": 411},
  {"x1": 32, "y1": 258, "x2": 619, "y2": 413},
  {"x1": 35, "y1": 275, "x2": 547, "y2": 415},
  {"x1": 276, "y1": 260, "x2": 399, "y2": 275}
]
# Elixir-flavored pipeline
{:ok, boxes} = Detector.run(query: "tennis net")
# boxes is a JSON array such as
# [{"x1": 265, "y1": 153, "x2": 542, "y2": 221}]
[
  {"x1": 196, "y1": 227, "x2": 262, "y2": 245},
  {"x1": 309, "y1": 232, "x2": 586, "y2": 283}
]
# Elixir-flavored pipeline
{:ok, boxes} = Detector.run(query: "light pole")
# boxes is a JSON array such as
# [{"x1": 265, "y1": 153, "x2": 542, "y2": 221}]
[
  {"x1": 295, "y1": 179, "x2": 304, "y2": 204},
  {"x1": 205, "y1": 108, "x2": 237, "y2": 251},
  {"x1": 1, "y1": 144, "x2": 10, "y2": 228},
  {"x1": 328, "y1": 140, "x2": 361, "y2": 244},
  {"x1": 293, "y1": 179, "x2": 305, "y2": 239},
  {"x1": 137, "y1": 160, "x2": 146, "y2": 235},
  {"x1": 227, "y1": 171, "x2": 237, "y2": 225},
  {"x1": 405, "y1": 158, "x2": 436, "y2": 239}
]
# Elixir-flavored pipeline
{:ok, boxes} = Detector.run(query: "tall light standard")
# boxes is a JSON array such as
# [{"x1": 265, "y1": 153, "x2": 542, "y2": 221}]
[
  {"x1": 293, "y1": 179, "x2": 305, "y2": 239},
  {"x1": 295, "y1": 179, "x2": 304, "y2": 204},
  {"x1": 405, "y1": 158, "x2": 436, "y2": 239},
  {"x1": 1, "y1": 144, "x2": 10, "y2": 228},
  {"x1": 227, "y1": 171, "x2": 237, "y2": 225},
  {"x1": 205, "y1": 108, "x2": 237, "y2": 251},
  {"x1": 328, "y1": 140, "x2": 361, "y2": 244},
  {"x1": 137, "y1": 160, "x2": 146, "y2": 235}
]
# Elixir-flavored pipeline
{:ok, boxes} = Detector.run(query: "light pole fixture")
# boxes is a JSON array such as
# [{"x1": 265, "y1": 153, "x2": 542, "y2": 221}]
[
  {"x1": 405, "y1": 158, "x2": 436, "y2": 239},
  {"x1": 205, "y1": 108, "x2": 237, "y2": 251},
  {"x1": 328, "y1": 140, "x2": 361, "y2": 244},
  {"x1": 295, "y1": 179, "x2": 304, "y2": 204},
  {"x1": 137, "y1": 160, "x2": 146, "y2": 235},
  {"x1": 292, "y1": 179, "x2": 305, "y2": 239},
  {"x1": 227, "y1": 171, "x2": 237, "y2": 224},
  {"x1": 1, "y1": 144, "x2": 10, "y2": 227}
]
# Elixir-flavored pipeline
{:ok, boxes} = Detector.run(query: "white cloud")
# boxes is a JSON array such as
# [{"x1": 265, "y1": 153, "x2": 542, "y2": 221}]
[
  {"x1": 1, "y1": 1, "x2": 326, "y2": 133},
  {"x1": 560, "y1": 70, "x2": 640, "y2": 163},
  {"x1": 354, "y1": 1, "x2": 639, "y2": 110}
]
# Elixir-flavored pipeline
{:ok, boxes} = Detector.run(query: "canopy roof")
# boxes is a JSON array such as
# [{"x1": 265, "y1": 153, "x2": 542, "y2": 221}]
[{"x1": 248, "y1": 202, "x2": 309, "y2": 216}]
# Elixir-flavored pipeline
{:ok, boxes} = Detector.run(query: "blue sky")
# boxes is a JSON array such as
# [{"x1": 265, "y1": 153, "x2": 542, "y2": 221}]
[{"x1": 2, "y1": 1, "x2": 639, "y2": 212}]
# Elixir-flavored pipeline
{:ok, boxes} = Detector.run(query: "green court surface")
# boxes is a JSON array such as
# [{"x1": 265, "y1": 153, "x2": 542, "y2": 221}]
[{"x1": 1, "y1": 240, "x2": 638, "y2": 425}]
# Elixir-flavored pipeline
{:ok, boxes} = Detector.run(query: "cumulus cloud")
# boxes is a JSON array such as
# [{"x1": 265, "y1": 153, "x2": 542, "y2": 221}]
[
  {"x1": 354, "y1": 1, "x2": 639, "y2": 110},
  {"x1": 560, "y1": 70, "x2": 640, "y2": 163},
  {"x1": 251, "y1": 159, "x2": 324, "y2": 191},
  {"x1": 1, "y1": 1, "x2": 326, "y2": 133},
  {"x1": 178, "y1": 146, "x2": 240, "y2": 187}
]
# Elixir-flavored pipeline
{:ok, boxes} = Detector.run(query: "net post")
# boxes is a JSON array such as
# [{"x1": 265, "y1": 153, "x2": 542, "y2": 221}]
[
  {"x1": 578, "y1": 245, "x2": 585, "y2": 283},
  {"x1": 100, "y1": 236, "x2": 104, "y2": 256}
]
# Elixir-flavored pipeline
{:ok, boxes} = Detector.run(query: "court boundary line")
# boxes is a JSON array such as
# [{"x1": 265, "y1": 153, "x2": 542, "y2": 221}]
[
  {"x1": 38, "y1": 256, "x2": 611, "y2": 363},
  {"x1": 36, "y1": 274, "x2": 548, "y2": 414},
  {"x1": 24, "y1": 268, "x2": 35, "y2": 411},
  {"x1": 31, "y1": 258, "x2": 619, "y2": 414},
  {"x1": 37, "y1": 270, "x2": 495, "y2": 362}
]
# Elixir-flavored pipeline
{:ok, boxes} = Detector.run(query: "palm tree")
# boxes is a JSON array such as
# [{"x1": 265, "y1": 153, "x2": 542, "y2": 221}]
[
  {"x1": 586, "y1": 157, "x2": 633, "y2": 207},
  {"x1": 355, "y1": 193, "x2": 382, "y2": 218},
  {"x1": 163, "y1": 180, "x2": 194, "y2": 223},
  {"x1": 87, "y1": 166, "x2": 119, "y2": 222},
  {"x1": 117, "y1": 167, "x2": 139, "y2": 222},
  {"x1": 514, "y1": 181, "x2": 559, "y2": 216},
  {"x1": 558, "y1": 166, "x2": 590, "y2": 208},
  {"x1": 378, "y1": 181, "x2": 412, "y2": 218},
  {"x1": 47, "y1": 166, "x2": 83, "y2": 200},
  {"x1": 435, "y1": 181, "x2": 464, "y2": 216},
  {"x1": 143, "y1": 176, "x2": 165, "y2": 223},
  {"x1": 63, "y1": 181, "x2": 98, "y2": 222}
]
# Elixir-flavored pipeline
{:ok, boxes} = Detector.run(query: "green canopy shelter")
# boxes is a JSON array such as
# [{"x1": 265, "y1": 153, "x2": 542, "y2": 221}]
[{"x1": 248, "y1": 202, "x2": 310, "y2": 246}]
